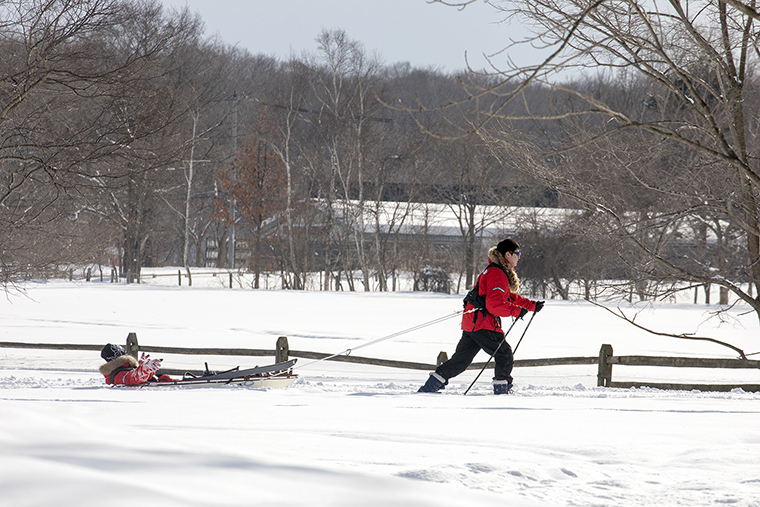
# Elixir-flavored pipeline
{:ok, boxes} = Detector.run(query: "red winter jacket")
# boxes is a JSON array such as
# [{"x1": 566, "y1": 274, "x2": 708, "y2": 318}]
[
  {"x1": 99, "y1": 355, "x2": 162, "y2": 385},
  {"x1": 461, "y1": 261, "x2": 536, "y2": 333}
]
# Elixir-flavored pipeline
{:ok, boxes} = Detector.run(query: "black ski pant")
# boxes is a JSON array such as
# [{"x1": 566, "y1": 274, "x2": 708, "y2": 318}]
[{"x1": 435, "y1": 329, "x2": 514, "y2": 383}]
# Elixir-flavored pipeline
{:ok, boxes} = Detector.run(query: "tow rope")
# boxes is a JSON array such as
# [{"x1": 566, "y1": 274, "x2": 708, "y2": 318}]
[{"x1": 296, "y1": 308, "x2": 478, "y2": 370}]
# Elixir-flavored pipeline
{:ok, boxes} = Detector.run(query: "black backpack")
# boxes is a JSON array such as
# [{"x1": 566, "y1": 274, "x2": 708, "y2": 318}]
[{"x1": 462, "y1": 262, "x2": 506, "y2": 325}]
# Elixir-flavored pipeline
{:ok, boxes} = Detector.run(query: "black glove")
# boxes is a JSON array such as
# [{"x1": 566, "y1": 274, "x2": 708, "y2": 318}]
[
  {"x1": 518, "y1": 308, "x2": 528, "y2": 320},
  {"x1": 534, "y1": 301, "x2": 545, "y2": 313}
]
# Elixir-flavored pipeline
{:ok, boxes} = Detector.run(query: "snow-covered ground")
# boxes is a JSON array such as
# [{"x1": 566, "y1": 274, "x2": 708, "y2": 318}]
[{"x1": 1, "y1": 278, "x2": 759, "y2": 507}]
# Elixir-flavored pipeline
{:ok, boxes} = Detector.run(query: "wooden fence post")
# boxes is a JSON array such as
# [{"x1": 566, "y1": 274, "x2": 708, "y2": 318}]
[
  {"x1": 126, "y1": 332, "x2": 139, "y2": 359},
  {"x1": 276, "y1": 336, "x2": 289, "y2": 363},
  {"x1": 598, "y1": 344, "x2": 613, "y2": 387},
  {"x1": 437, "y1": 351, "x2": 449, "y2": 366}
]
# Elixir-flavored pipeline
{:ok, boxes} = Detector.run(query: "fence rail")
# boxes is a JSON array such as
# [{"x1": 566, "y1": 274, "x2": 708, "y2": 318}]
[
  {"x1": 0, "y1": 336, "x2": 758, "y2": 391},
  {"x1": 597, "y1": 344, "x2": 760, "y2": 392},
  {"x1": 0, "y1": 342, "x2": 103, "y2": 352}
]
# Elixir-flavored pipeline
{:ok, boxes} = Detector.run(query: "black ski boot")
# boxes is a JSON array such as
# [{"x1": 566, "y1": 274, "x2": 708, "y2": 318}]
[
  {"x1": 493, "y1": 379, "x2": 513, "y2": 395},
  {"x1": 418, "y1": 372, "x2": 446, "y2": 393}
]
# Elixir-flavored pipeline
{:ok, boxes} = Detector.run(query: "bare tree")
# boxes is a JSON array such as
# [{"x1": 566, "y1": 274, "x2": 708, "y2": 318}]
[
  {"x1": 159, "y1": 38, "x2": 239, "y2": 281},
  {"x1": 307, "y1": 28, "x2": 384, "y2": 291},
  {"x1": 263, "y1": 58, "x2": 314, "y2": 290},
  {"x1": 88, "y1": 2, "x2": 218, "y2": 281},
  {"x1": 434, "y1": 136, "x2": 520, "y2": 290},
  {"x1": 0, "y1": 0, "x2": 211, "y2": 286},
  {"x1": 0, "y1": 0, "x2": 128, "y2": 287},
  {"x1": 213, "y1": 137, "x2": 286, "y2": 287}
]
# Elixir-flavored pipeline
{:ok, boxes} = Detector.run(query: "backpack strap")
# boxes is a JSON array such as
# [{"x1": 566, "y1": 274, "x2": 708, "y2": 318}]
[
  {"x1": 108, "y1": 365, "x2": 135, "y2": 384},
  {"x1": 463, "y1": 262, "x2": 509, "y2": 325}
]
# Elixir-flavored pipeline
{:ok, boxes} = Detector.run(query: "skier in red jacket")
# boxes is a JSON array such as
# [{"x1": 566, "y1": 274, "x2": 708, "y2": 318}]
[
  {"x1": 418, "y1": 238, "x2": 544, "y2": 395},
  {"x1": 99, "y1": 343, "x2": 170, "y2": 385}
]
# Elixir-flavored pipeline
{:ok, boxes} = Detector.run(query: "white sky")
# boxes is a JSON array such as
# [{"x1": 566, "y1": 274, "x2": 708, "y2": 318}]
[{"x1": 160, "y1": 0, "x2": 535, "y2": 72}]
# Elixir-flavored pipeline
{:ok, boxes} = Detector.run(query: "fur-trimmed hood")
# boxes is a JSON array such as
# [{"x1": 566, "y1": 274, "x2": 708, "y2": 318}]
[
  {"x1": 488, "y1": 246, "x2": 520, "y2": 293},
  {"x1": 99, "y1": 354, "x2": 138, "y2": 377}
]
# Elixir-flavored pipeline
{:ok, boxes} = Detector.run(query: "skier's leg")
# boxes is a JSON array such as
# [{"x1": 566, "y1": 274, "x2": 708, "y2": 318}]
[
  {"x1": 418, "y1": 372, "x2": 446, "y2": 393},
  {"x1": 435, "y1": 331, "x2": 482, "y2": 380},
  {"x1": 418, "y1": 332, "x2": 481, "y2": 392},
  {"x1": 471, "y1": 329, "x2": 514, "y2": 394},
  {"x1": 492, "y1": 379, "x2": 512, "y2": 395}
]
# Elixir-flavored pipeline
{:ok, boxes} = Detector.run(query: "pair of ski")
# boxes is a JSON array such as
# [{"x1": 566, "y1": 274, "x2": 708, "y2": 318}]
[{"x1": 143, "y1": 359, "x2": 298, "y2": 388}]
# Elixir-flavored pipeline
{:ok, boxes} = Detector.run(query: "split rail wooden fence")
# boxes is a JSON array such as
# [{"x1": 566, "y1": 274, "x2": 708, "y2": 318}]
[{"x1": 0, "y1": 334, "x2": 758, "y2": 391}]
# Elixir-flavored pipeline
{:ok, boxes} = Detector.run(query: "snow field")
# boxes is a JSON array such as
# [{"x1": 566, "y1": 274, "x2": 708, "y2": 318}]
[{"x1": 1, "y1": 280, "x2": 759, "y2": 506}]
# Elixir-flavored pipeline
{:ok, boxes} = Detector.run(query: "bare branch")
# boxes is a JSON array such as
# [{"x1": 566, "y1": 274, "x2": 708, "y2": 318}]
[{"x1": 587, "y1": 299, "x2": 748, "y2": 359}]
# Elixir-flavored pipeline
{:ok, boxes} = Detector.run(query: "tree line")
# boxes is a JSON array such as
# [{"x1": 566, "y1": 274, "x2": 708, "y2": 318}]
[{"x1": 3, "y1": 0, "x2": 759, "y2": 328}]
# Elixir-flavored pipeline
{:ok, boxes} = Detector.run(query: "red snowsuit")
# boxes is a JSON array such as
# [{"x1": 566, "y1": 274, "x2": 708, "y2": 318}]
[
  {"x1": 432, "y1": 255, "x2": 537, "y2": 385},
  {"x1": 99, "y1": 355, "x2": 164, "y2": 385},
  {"x1": 461, "y1": 262, "x2": 536, "y2": 333}
]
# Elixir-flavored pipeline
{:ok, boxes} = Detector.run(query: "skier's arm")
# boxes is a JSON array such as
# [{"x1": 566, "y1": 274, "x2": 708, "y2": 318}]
[
  {"x1": 509, "y1": 292, "x2": 538, "y2": 312},
  {"x1": 483, "y1": 271, "x2": 536, "y2": 317}
]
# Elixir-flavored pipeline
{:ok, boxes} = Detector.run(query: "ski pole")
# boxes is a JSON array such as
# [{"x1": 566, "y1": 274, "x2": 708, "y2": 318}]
[
  {"x1": 463, "y1": 315, "x2": 521, "y2": 395},
  {"x1": 512, "y1": 310, "x2": 537, "y2": 355},
  {"x1": 463, "y1": 310, "x2": 537, "y2": 395}
]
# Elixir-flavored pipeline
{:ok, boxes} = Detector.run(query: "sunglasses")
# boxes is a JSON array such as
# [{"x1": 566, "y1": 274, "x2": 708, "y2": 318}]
[{"x1": 510, "y1": 251, "x2": 521, "y2": 257}]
